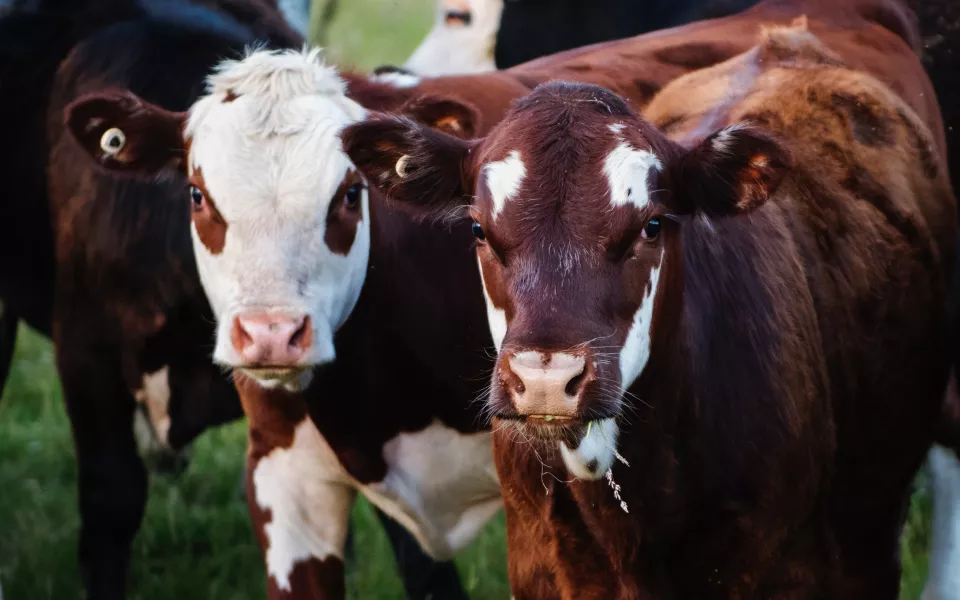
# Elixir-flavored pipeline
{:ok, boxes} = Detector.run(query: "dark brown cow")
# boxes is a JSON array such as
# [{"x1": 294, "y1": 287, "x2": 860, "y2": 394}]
[
  {"x1": 344, "y1": 18, "x2": 955, "y2": 600},
  {"x1": 1, "y1": 1, "x2": 467, "y2": 599}
]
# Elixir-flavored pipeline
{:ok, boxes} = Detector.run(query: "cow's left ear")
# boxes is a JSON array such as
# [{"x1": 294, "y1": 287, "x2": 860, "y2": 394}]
[
  {"x1": 669, "y1": 125, "x2": 791, "y2": 216},
  {"x1": 399, "y1": 95, "x2": 479, "y2": 139},
  {"x1": 65, "y1": 90, "x2": 187, "y2": 177}
]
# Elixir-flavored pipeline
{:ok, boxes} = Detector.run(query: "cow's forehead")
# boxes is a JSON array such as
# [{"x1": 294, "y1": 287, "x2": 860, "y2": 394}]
[{"x1": 187, "y1": 97, "x2": 356, "y2": 220}]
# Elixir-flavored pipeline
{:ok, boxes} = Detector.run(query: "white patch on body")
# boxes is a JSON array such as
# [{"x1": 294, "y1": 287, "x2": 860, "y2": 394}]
[
  {"x1": 922, "y1": 445, "x2": 960, "y2": 600},
  {"x1": 276, "y1": 0, "x2": 310, "y2": 38},
  {"x1": 131, "y1": 366, "x2": 181, "y2": 463},
  {"x1": 370, "y1": 71, "x2": 422, "y2": 88},
  {"x1": 603, "y1": 140, "x2": 661, "y2": 210},
  {"x1": 484, "y1": 150, "x2": 526, "y2": 219},
  {"x1": 254, "y1": 418, "x2": 355, "y2": 592},
  {"x1": 560, "y1": 418, "x2": 620, "y2": 481},
  {"x1": 477, "y1": 255, "x2": 506, "y2": 350},
  {"x1": 619, "y1": 255, "x2": 663, "y2": 388},
  {"x1": 363, "y1": 421, "x2": 501, "y2": 559},
  {"x1": 404, "y1": 0, "x2": 502, "y2": 75},
  {"x1": 185, "y1": 49, "x2": 370, "y2": 378},
  {"x1": 253, "y1": 417, "x2": 501, "y2": 591}
]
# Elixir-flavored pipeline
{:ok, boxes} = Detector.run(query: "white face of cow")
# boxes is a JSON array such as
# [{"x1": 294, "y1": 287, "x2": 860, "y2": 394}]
[
  {"x1": 404, "y1": 0, "x2": 503, "y2": 75},
  {"x1": 185, "y1": 49, "x2": 369, "y2": 390}
]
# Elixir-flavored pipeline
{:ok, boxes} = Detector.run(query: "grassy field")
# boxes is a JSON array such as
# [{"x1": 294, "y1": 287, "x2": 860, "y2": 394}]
[{"x1": 0, "y1": 0, "x2": 939, "y2": 598}]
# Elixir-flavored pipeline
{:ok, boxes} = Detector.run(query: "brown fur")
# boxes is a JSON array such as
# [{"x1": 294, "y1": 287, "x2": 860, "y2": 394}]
[
  {"x1": 324, "y1": 170, "x2": 364, "y2": 256},
  {"x1": 188, "y1": 166, "x2": 228, "y2": 255},
  {"x1": 346, "y1": 21, "x2": 955, "y2": 600}
]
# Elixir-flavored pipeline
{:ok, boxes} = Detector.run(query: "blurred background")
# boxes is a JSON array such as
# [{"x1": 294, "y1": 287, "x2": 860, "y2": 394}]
[{"x1": 0, "y1": 0, "x2": 936, "y2": 598}]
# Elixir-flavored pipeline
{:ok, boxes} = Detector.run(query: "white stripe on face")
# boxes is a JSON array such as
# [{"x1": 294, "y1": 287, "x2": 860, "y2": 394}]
[
  {"x1": 484, "y1": 150, "x2": 526, "y2": 219},
  {"x1": 477, "y1": 255, "x2": 507, "y2": 351},
  {"x1": 619, "y1": 253, "x2": 664, "y2": 390},
  {"x1": 603, "y1": 140, "x2": 661, "y2": 210}
]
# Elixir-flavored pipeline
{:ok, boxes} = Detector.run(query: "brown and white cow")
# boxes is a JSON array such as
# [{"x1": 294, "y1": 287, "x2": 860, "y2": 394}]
[{"x1": 343, "y1": 20, "x2": 956, "y2": 599}]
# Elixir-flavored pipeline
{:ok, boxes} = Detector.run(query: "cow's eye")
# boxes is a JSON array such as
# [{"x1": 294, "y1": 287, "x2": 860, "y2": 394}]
[
  {"x1": 642, "y1": 218, "x2": 661, "y2": 240},
  {"x1": 472, "y1": 221, "x2": 486, "y2": 241},
  {"x1": 344, "y1": 184, "x2": 362, "y2": 210},
  {"x1": 189, "y1": 185, "x2": 204, "y2": 210}
]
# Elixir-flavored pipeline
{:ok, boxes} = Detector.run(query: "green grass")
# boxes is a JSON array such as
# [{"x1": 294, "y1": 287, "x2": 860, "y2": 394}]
[{"x1": 0, "y1": 0, "x2": 940, "y2": 598}]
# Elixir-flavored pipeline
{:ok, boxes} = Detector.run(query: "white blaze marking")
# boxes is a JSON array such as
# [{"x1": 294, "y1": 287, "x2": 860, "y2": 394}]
[
  {"x1": 923, "y1": 445, "x2": 960, "y2": 600},
  {"x1": 370, "y1": 71, "x2": 422, "y2": 88},
  {"x1": 603, "y1": 140, "x2": 661, "y2": 210},
  {"x1": 484, "y1": 150, "x2": 526, "y2": 219},
  {"x1": 477, "y1": 255, "x2": 506, "y2": 350},
  {"x1": 560, "y1": 417, "x2": 620, "y2": 481},
  {"x1": 619, "y1": 255, "x2": 663, "y2": 389},
  {"x1": 254, "y1": 419, "x2": 354, "y2": 592}
]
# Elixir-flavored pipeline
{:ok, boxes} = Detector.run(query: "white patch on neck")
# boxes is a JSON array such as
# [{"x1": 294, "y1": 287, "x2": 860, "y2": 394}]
[
  {"x1": 619, "y1": 254, "x2": 663, "y2": 388},
  {"x1": 370, "y1": 71, "x2": 422, "y2": 88},
  {"x1": 133, "y1": 366, "x2": 172, "y2": 449},
  {"x1": 484, "y1": 150, "x2": 526, "y2": 219},
  {"x1": 603, "y1": 140, "x2": 661, "y2": 210},
  {"x1": 923, "y1": 445, "x2": 960, "y2": 600},
  {"x1": 476, "y1": 255, "x2": 506, "y2": 350},
  {"x1": 254, "y1": 418, "x2": 354, "y2": 592},
  {"x1": 560, "y1": 418, "x2": 619, "y2": 480}
]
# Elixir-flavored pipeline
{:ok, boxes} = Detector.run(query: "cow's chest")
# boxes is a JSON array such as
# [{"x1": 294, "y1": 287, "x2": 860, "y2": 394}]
[{"x1": 253, "y1": 417, "x2": 501, "y2": 563}]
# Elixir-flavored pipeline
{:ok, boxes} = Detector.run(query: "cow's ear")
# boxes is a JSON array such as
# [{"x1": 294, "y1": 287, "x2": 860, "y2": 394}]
[
  {"x1": 668, "y1": 125, "x2": 791, "y2": 216},
  {"x1": 341, "y1": 115, "x2": 474, "y2": 220},
  {"x1": 65, "y1": 90, "x2": 187, "y2": 176},
  {"x1": 399, "y1": 95, "x2": 479, "y2": 139}
]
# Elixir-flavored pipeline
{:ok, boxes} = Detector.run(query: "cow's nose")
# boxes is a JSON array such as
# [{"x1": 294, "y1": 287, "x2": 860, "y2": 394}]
[
  {"x1": 230, "y1": 312, "x2": 312, "y2": 367},
  {"x1": 501, "y1": 351, "x2": 590, "y2": 417}
]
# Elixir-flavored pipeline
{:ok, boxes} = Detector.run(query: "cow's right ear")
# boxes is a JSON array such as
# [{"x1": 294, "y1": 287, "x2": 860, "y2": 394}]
[
  {"x1": 341, "y1": 115, "x2": 474, "y2": 220},
  {"x1": 65, "y1": 90, "x2": 187, "y2": 176}
]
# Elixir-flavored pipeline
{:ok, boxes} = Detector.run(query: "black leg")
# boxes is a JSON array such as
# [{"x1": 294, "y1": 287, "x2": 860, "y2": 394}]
[
  {"x1": 0, "y1": 301, "x2": 17, "y2": 399},
  {"x1": 374, "y1": 507, "x2": 469, "y2": 600},
  {"x1": 57, "y1": 337, "x2": 146, "y2": 600}
]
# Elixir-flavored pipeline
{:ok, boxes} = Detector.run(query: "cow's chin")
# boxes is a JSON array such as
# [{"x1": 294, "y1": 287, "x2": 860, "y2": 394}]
[{"x1": 240, "y1": 367, "x2": 314, "y2": 392}]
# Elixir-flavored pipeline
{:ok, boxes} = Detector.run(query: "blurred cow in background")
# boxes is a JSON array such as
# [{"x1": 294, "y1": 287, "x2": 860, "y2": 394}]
[{"x1": 405, "y1": 0, "x2": 502, "y2": 74}]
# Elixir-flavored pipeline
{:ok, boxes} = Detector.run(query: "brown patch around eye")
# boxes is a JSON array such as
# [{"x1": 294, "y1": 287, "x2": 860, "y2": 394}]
[
  {"x1": 189, "y1": 167, "x2": 228, "y2": 255},
  {"x1": 223, "y1": 89, "x2": 239, "y2": 103},
  {"x1": 325, "y1": 170, "x2": 365, "y2": 255}
]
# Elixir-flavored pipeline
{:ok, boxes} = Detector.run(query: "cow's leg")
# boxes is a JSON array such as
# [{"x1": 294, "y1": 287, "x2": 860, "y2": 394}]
[
  {"x1": 246, "y1": 415, "x2": 355, "y2": 600},
  {"x1": 374, "y1": 507, "x2": 469, "y2": 600},
  {"x1": 922, "y1": 445, "x2": 960, "y2": 600},
  {"x1": 57, "y1": 339, "x2": 146, "y2": 600},
  {"x1": 0, "y1": 299, "x2": 17, "y2": 398}
]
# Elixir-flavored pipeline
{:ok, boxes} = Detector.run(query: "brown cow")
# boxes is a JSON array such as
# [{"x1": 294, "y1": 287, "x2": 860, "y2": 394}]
[{"x1": 343, "y1": 19, "x2": 955, "y2": 600}]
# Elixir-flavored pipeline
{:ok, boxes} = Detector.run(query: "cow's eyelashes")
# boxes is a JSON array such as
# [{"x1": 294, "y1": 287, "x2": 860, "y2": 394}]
[{"x1": 189, "y1": 185, "x2": 204, "y2": 210}]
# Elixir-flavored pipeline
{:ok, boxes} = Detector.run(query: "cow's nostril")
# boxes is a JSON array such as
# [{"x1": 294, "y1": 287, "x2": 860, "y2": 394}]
[
  {"x1": 232, "y1": 316, "x2": 254, "y2": 351},
  {"x1": 565, "y1": 369, "x2": 587, "y2": 397},
  {"x1": 289, "y1": 315, "x2": 311, "y2": 351}
]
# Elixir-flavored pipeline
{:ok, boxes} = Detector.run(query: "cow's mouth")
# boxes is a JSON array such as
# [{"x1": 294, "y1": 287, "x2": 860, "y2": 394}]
[
  {"x1": 496, "y1": 414, "x2": 591, "y2": 441},
  {"x1": 240, "y1": 366, "x2": 313, "y2": 390}
]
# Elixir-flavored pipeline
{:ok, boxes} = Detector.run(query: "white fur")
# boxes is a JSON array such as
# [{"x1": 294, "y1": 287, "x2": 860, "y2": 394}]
[
  {"x1": 603, "y1": 140, "x2": 661, "y2": 210},
  {"x1": 363, "y1": 421, "x2": 501, "y2": 559},
  {"x1": 254, "y1": 419, "x2": 355, "y2": 592},
  {"x1": 370, "y1": 71, "x2": 422, "y2": 88},
  {"x1": 484, "y1": 150, "x2": 526, "y2": 219},
  {"x1": 133, "y1": 366, "x2": 172, "y2": 447},
  {"x1": 185, "y1": 49, "x2": 370, "y2": 386},
  {"x1": 252, "y1": 418, "x2": 501, "y2": 591},
  {"x1": 405, "y1": 0, "x2": 503, "y2": 75},
  {"x1": 619, "y1": 255, "x2": 663, "y2": 389},
  {"x1": 276, "y1": 0, "x2": 311, "y2": 38},
  {"x1": 560, "y1": 418, "x2": 620, "y2": 480},
  {"x1": 477, "y1": 255, "x2": 507, "y2": 350},
  {"x1": 922, "y1": 445, "x2": 960, "y2": 600}
]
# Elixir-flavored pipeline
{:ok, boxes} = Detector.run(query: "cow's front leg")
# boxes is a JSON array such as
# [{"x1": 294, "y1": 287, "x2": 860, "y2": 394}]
[
  {"x1": 246, "y1": 413, "x2": 356, "y2": 599},
  {"x1": 56, "y1": 336, "x2": 145, "y2": 600}
]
